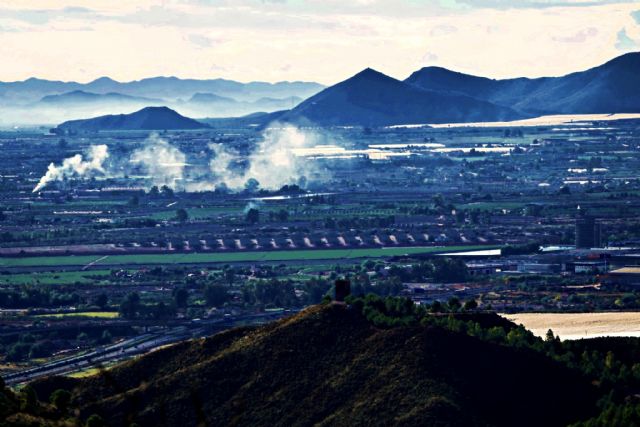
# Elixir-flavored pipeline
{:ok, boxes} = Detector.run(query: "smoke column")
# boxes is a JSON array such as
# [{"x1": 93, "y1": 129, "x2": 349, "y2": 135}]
[
  {"x1": 32, "y1": 144, "x2": 109, "y2": 192},
  {"x1": 208, "y1": 125, "x2": 327, "y2": 191},
  {"x1": 129, "y1": 134, "x2": 187, "y2": 189}
]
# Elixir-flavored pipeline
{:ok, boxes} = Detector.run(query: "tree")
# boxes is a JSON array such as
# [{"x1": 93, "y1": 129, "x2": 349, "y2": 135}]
[
  {"x1": 447, "y1": 297, "x2": 461, "y2": 312},
  {"x1": 6, "y1": 342, "x2": 32, "y2": 362},
  {"x1": 244, "y1": 178, "x2": 260, "y2": 193},
  {"x1": 148, "y1": 185, "x2": 160, "y2": 197},
  {"x1": 545, "y1": 329, "x2": 556, "y2": 342},
  {"x1": 433, "y1": 257, "x2": 468, "y2": 283},
  {"x1": 99, "y1": 330, "x2": 112, "y2": 344},
  {"x1": 246, "y1": 208, "x2": 259, "y2": 224},
  {"x1": 215, "y1": 182, "x2": 229, "y2": 194},
  {"x1": 174, "y1": 287, "x2": 188, "y2": 308},
  {"x1": 463, "y1": 299, "x2": 478, "y2": 311},
  {"x1": 94, "y1": 293, "x2": 108, "y2": 309},
  {"x1": 175, "y1": 208, "x2": 189, "y2": 222},
  {"x1": 119, "y1": 292, "x2": 141, "y2": 319},
  {"x1": 19, "y1": 386, "x2": 38, "y2": 412},
  {"x1": 429, "y1": 300, "x2": 443, "y2": 313},
  {"x1": 160, "y1": 185, "x2": 174, "y2": 197},
  {"x1": 86, "y1": 414, "x2": 106, "y2": 427},
  {"x1": 50, "y1": 389, "x2": 71, "y2": 412},
  {"x1": 204, "y1": 284, "x2": 230, "y2": 307},
  {"x1": 276, "y1": 209, "x2": 289, "y2": 222}
]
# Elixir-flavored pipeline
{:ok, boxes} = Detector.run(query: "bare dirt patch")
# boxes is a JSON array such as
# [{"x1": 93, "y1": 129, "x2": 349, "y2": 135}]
[{"x1": 503, "y1": 312, "x2": 640, "y2": 340}]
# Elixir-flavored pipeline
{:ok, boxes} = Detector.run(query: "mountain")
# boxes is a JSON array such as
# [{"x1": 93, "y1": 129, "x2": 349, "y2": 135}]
[
  {"x1": 56, "y1": 106, "x2": 208, "y2": 132},
  {"x1": 187, "y1": 92, "x2": 238, "y2": 104},
  {"x1": 40, "y1": 90, "x2": 162, "y2": 105},
  {"x1": 0, "y1": 76, "x2": 324, "y2": 105},
  {"x1": 28, "y1": 304, "x2": 597, "y2": 427},
  {"x1": 0, "y1": 75, "x2": 321, "y2": 125},
  {"x1": 278, "y1": 68, "x2": 523, "y2": 126},
  {"x1": 200, "y1": 110, "x2": 287, "y2": 129},
  {"x1": 175, "y1": 93, "x2": 302, "y2": 119},
  {"x1": 405, "y1": 52, "x2": 640, "y2": 115}
]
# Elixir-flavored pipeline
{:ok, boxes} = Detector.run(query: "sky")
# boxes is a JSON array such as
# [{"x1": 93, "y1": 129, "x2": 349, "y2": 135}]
[{"x1": 0, "y1": 0, "x2": 639, "y2": 84}]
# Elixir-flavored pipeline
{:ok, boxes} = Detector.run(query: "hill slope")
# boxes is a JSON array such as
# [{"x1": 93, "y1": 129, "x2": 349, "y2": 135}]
[
  {"x1": 36, "y1": 304, "x2": 597, "y2": 427},
  {"x1": 279, "y1": 68, "x2": 522, "y2": 126},
  {"x1": 56, "y1": 106, "x2": 208, "y2": 132},
  {"x1": 406, "y1": 52, "x2": 640, "y2": 115}
]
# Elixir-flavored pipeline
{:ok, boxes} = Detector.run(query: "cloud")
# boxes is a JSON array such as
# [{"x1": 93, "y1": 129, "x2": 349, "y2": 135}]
[
  {"x1": 187, "y1": 33, "x2": 218, "y2": 48},
  {"x1": 62, "y1": 6, "x2": 93, "y2": 14},
  {"x1": 421, "y1": 52, "x2": 439, "y2": 63},
  {"x1": 615, "y1": 28, "x2": 639, "y2": 51},
  {"x1": 552, "y1": 27, "x2": 597, "y2": 43},
  {"x1": 449, "y1": 0, "x2": 639, "y2": 9},
  {"x1": 0, "y1": 0, "x2": 638, "y2": 84},
  {"x1": 430, "y1": 24, "x2": 457, "y2": 36}
]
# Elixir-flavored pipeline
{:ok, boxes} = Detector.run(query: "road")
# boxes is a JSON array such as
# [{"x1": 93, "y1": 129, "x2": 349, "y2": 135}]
[{"x1": 3, "y1": 310, "x2": 293, "y2": 386}]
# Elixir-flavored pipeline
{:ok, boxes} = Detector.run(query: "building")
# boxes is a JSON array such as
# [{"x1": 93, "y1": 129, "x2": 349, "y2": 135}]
[
  {"x1": 566, "y1": 260, "x2": 608, "y2": 274},
  {"x1": 575, "y1": 216, "x2": 602, "y2": 248},
  {"x1": 605, "y1": 267, "x2": 640, "y2": 286}
]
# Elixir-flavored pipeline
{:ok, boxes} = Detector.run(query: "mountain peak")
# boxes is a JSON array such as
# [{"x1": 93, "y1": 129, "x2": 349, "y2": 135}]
[
  {"x1": 56, "y1": 106, "x2": 208, "y2": 132},
  {"x1": 89, "y1": 76, "x2": 119, "y2": 85},
  {"x1": 350, "y1": 67, "x2": 389, "y2": 80},
  {"x1": 279, "y1": 64, "x2": 521, "y2": 126},
  {"x1": 601, "y1": 51, "x2": 640, "y2": 69}
]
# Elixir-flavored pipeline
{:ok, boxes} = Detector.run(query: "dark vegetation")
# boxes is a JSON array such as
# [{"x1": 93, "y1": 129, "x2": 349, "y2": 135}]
[{"x1": 2, "y1": 298, "x2": 639, "y2": 426}]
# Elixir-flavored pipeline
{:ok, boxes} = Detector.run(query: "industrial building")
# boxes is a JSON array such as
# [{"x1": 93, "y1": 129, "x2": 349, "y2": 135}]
[{"x1": 575, "y1": 216, "x2": 602, "y2": 248}]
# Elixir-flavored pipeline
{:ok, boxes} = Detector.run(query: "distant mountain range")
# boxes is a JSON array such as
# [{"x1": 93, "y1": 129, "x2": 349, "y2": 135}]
[
  {"x1": 278, "y1": 52, "x2": 640, "y2": 126},
  {"x1": 56, "y1": 106, "x2": 208, "y2": 132},
  {"x1": 0, "y1": 76, "x2": 324, "y2": 104},
  {"x1": 278, "y1": 68, "x2": 522, "y2": 126},
  {"x1": 40, "y1": 90, "x2": 163, "y2": 106},
  {"x1": 0, "y1": 76, "x2": 323, "y2": 126},
  {"x1": 6, "y1": 52, "x2": 640, "y2": 127},
  {"x1": 405, "y1": 51, "x2": 640, "y2": 116}
]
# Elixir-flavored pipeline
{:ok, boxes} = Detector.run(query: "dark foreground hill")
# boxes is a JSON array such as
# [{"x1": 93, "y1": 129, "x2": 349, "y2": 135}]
[
  {"x1": 406, "y1": 52, "x2": 640, "y2": 115},
  {"x1": 12, "y1": 303, "x2": 603, "y2": 427},
  {"x1": 55, "y1": 106, "x2": 208, "y2": 132},
  {"x1": 279, "y1": 68, "x2": 522, "y2": 126}
]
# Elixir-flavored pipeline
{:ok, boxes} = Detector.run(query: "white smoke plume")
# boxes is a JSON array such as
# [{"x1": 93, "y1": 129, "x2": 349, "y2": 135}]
[
  {"x1": 208, "y1": 125, "x2": 328, "y2": 191},
  {"x1": 208, "y1": 143, "x2": 244, "y2": 189},
  {"x1": 129, "y1": 134, "x2": 187, "y2": 189},
  {"x1": 32, "y1": 144, "x2": 109, "y2": 192},
  {"x1": 32, "y1": 126, "x2": 330, "y2": 194}
]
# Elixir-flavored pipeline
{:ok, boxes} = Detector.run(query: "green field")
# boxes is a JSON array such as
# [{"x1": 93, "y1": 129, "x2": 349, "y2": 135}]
[
  {"x1": 455, "y1": 201, "x2": 528, "y2": 211},
  {"x1": 148, "y1": 206, "x2": 245, "y2": 220},
  {"x1": 0, "y1": 270, "x2": 112, "y2": 285},
  {"x1": 0, "y1": 245, "x2": 499, "y2": 268}
]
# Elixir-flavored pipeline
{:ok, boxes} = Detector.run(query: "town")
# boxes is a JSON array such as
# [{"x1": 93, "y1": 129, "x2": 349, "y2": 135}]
[{"x1": 1, "y1": 115, "x2": 640, "y2": 384}]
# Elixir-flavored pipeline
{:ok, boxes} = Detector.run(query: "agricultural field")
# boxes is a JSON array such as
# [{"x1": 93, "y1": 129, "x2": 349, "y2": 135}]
[
  {"x1": 0, "y1": 270, "x2": 112, "y2": 285},
  {"x1": 0, "y1": 245, "x2": 497, "y2": 268},
  {"x1": 35, "y1": 311, "x2": 119, "y2": 319}
]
